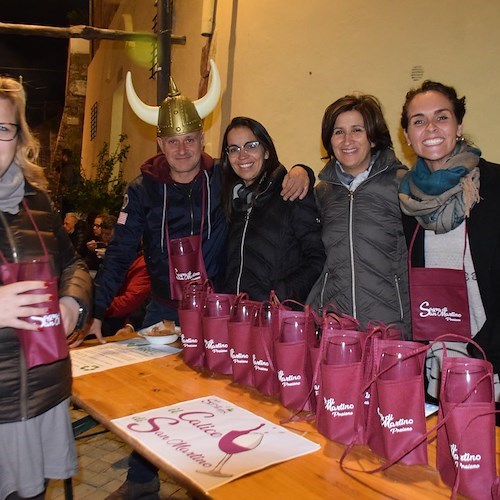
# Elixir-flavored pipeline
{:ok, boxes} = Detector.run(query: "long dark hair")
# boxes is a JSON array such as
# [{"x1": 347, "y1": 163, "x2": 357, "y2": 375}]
[
  {"x1": 321, "y1": 94, "x2": 393, "y2": 158},
  {"x1": 220, "y1": 116, "x2": 280, "y2": 219}
]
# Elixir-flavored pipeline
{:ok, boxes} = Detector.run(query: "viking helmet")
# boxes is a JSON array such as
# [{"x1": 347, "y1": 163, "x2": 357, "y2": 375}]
[{"x1": 125, "y1": 59, "x2": 221, "y2": 137}]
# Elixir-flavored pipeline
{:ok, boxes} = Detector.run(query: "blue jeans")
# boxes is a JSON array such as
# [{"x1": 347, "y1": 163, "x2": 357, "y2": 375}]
[{"x1": 127, "y1": 299, "x2": 178, "y2": 483}]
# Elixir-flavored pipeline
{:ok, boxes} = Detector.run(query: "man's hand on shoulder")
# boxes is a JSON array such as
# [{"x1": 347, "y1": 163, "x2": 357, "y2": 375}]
[{"x1": 281, "y1": 165, "x2": 310, "y2": 201}]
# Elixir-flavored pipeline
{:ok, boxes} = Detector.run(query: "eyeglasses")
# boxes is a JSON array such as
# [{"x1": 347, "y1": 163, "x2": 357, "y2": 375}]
[
  {"x1": 0, "y1": 123, "x2": 19, "y2": 142},
  {"x1": 93, "y1": 223, "x2": 102, "y2": 228},
  {"x1": 226, "y1": 141, "x2": 261, "y2": 156}
]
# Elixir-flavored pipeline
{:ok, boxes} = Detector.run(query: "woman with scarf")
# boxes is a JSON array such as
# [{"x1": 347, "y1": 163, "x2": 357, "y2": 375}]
[
  {"x1": 399, "y1": 80, "x2": 500, "y2": 403},
  {"x1": 220, "y1": 116, "x2": 325, "y2": 302},
  {"x1": 0, "y1": 76, "x2": 92, "y2": 499}
]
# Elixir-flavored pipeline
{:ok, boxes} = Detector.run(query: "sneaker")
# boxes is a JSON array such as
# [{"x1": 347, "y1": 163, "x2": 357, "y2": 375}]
[{"x1": 105, "y1": 477, "x2": 160, "y2": 500}]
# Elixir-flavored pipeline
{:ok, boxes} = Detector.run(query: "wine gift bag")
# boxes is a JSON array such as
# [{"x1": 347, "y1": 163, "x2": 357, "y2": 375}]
[
  {"x1": 0, "y1": 256, "x2": 69, "y2": 369},
  {"x1": 274, "y1": 301, "x2": 317, "y2": 412},
  {"x1": 315, "y1": 327, "x2": 366, "y2": 444},
  {"x1": 227, "y1": 298, "x2": 260, "y2": 386},
  {"x1": 250, "y1": 300, "x2": 280, "y2": 397},
  {"x1": 365, "y1": 339, "x2": 428, "y2": 465},
  {"x1": 437, "y1": 342, "x2": 496, "y2": 499},
  {"x1": 202, "y1": 292, "x2": 237, "y2": 375},
  {"x1": 178, "y1": 281, "x2": 211, "y2": 369}
]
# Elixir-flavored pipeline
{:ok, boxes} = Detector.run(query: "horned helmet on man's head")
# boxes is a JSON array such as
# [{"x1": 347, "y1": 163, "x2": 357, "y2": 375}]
[{"x1": 125, "y1": 59, "x2": 221, "y2": 137}]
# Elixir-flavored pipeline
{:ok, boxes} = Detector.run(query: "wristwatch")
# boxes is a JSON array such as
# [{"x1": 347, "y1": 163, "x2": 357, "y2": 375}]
[{"x1": 72, "y1": 298, "x2": 88, "y2": 331}]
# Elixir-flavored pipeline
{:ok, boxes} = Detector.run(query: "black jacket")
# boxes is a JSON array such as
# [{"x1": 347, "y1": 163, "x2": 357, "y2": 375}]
[
  {"x1": 403, "y1": 158, "x2": 500, "y2": 372},
  {"x1": 0, "y1": 184, "x2": 92, "y2": 423},
  {"x1": 221, "y1": 165, "x2": 325, "y2": 302}
]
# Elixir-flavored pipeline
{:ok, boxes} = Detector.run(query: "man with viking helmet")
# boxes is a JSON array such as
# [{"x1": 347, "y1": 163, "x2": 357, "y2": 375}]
[{"x1": 91, "y1": 60, "x2": 309, "y2": 500}]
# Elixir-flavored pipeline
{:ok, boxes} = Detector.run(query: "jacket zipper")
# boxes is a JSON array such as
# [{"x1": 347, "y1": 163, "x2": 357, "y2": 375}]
[
  {"x1": 319, "y1": 271, "x2": 329, "y2": 312},
  {"x1": 324, "y1": 164, "x2": 392, "y2": 319},
  {"x1": 188, "y1": 185, "x2": 195, "y2": 236},
  {"x1": 20, "y1": 349, "x2": 28, "y2": 420},
  {"x1": 236, "y1": 207, "x2": 253, "y2": 293},
  {"x1": 348, "y1": 190, "x2": 357, "y2": 318},
  {"x1": 394, "y1": 274, "x2": 404, "y2": 320}
]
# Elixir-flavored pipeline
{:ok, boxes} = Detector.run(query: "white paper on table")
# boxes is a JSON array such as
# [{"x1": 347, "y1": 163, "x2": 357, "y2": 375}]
[
  {"x1": 70, "y1": 337, "x2": 181, "y2": 377},
  {"x1": 111, "y1": 395, "x2": 321, "y2": 492},
  {"x1": 425, "y1": 402, "x2": 439, "y2": 417}
]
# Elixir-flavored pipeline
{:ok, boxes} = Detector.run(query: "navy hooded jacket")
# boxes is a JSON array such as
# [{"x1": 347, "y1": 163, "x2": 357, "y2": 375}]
[{"x1": 94, "y1": 152, "x2": 227, "y2": 319}]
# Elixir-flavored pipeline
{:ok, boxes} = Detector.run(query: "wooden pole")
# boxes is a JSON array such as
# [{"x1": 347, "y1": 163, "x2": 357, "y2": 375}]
[
  {"x1": 157, "y1": 0, "x2": 173, "y2": 104},
  {"x1": 0, "y1": 22, "x2": 185, "y2": 44}
]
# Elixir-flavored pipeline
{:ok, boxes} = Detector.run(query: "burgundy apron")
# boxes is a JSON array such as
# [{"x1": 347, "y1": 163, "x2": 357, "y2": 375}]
[
  {"x1": 408, "y1": 225, "x2": 471, "y2": 341},
  {"x1": 165, "y1": 175, "x2": 209, "y2": 301},
  {"x1": 0, "y1": 200, "x2": 69, "y2": 369}
]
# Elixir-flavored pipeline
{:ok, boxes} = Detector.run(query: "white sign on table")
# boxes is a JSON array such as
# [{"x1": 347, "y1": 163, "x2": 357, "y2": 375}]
[
  {"x1": 111, "y1": 395, "x2": 320, "y2": 491},
  {"x1": 70, "y1": 338, "x2": 181, "y2": 377}
]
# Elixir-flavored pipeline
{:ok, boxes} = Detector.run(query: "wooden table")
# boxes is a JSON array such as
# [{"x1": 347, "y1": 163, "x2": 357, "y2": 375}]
[{"x1": 71, "y1": 341, "x2": 494, "y2": 499}]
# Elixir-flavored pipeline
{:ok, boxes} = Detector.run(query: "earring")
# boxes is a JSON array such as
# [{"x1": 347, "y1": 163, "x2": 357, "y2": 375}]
[{"x1": 456, "y1": 136, "x2": 464, "y2": 142}]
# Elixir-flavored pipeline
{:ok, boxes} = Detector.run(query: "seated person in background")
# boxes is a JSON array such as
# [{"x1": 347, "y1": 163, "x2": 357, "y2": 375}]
[
  {"x1": 69, "y1": 251, "x2": 150, "y2": 347},
  {"x1": 85, "y1": 214, "x2": 116, "y2": 272},
  {"x1": 86, "y1": 213, "x2": 108, "y2": 253},
  {"x1": 63, "y1": 212, "x2": 88, "y2": 258}
]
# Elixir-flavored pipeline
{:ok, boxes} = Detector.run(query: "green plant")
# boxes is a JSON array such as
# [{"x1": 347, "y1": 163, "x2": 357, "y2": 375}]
[{"x1": 68, "y1": 135, "x2": 130, "y2": 216}]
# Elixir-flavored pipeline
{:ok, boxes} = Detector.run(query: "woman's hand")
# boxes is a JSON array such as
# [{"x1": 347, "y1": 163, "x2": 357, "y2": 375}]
[
  {"x1": 281, "y1": 165, "x2": 310, "y2": 201},
  {"x1": 0, "y1": 281, "x2": 51, "y2": 330},
  {"x1": 86, "y1": 240, "x2": 97, "y2": 251}
]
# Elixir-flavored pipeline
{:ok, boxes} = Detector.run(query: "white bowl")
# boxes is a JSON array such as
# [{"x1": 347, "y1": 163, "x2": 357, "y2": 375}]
[
  {"x1": 137, "y1": 322, "x2": 181, "y2": 345},
  {"x1": 139, "y1": 332, "x2": 179, "y2": 345}
]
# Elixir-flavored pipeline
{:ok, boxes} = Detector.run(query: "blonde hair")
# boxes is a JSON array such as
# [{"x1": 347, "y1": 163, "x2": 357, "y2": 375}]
[{"x1": 0, "y1": 76, "x2": 48, "y2": 190}]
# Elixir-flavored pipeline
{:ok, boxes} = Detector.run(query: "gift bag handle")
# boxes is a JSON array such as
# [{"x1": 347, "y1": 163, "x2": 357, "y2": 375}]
[
  {"x1": 322, "y1": 304, "x2": 362, "y2": 330},
  {"x1": 430, "y1": 333, "x2": 487, "y2": 361}
]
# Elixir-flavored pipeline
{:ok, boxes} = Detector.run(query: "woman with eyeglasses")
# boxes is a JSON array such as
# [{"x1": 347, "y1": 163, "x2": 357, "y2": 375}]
[
  {"x1": 306, "y1": 94, "x2": 411, "y2": 337},
  {"x1": 0, "y1": 76, "x2": 92, "y2": 499},
  {"x1": 219, "y1": 116, "x2": 325, "y2": 302}
]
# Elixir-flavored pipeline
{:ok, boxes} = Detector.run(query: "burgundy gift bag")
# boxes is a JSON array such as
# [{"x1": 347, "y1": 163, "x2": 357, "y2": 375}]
[
  {"x1": 165, "y1": 174, "x2": 209, "y2": 301},
  {"x1": 313, "y1": 310, "x2": 362, "y2": 402},
  {"x1": 315, "y1": 327, "x2": 366, "y2": 445},
  {"x1": 227, "y1": 298, "x2": 260, "y2": 386},
  {"x1": 0, "y1": 202, "x2": 69, "y2": 369},
  {"x1": 408, "y1": 225, "x2": 471, "y2": 341},
  {"x1": 250, "y1": 300, "x2": 280, "y2": 397},
  {"x1": 178, "y1": 281, "x2": 211, "y2": 369},
  {"x1": 365, "y1": 338, "x2": 428, "y2": 465},
  {"x1": 201, "y1": 292, "x2": 237, "y2": 375},
  {"x1": 168, "y1": 235, "x2": 208, "y2": 301},
  {"x1": 274, "y1": 301, "x2": 317, "y2": 412},
  {"x1": 437, "y1": 341, "x2": 496, "y2": 499}
]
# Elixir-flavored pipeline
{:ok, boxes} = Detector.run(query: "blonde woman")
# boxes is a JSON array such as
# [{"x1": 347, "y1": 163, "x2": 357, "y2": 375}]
[{"x1": 0, "y1": 76, "x2": 92, "y2": 500}]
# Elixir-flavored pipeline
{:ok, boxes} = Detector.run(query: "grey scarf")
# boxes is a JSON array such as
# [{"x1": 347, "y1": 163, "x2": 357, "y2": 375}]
[
  {"x1": 0, "y1": 161, "x2": 25, "y2": 214},
  {"x1": 399, "y1": 143, "x2": 481, "y2": 234}
]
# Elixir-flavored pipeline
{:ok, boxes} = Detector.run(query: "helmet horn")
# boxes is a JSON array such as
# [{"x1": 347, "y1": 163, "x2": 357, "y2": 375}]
[
  {"x1": 125, "y1": 59, "x2": 221, "y2": 129},
  {"x1": 193, "y1": 59, "x2": 221, "y2": 119},
  {"x1": 125, "y1": 72, "x2": 159, "y2": 126}
]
